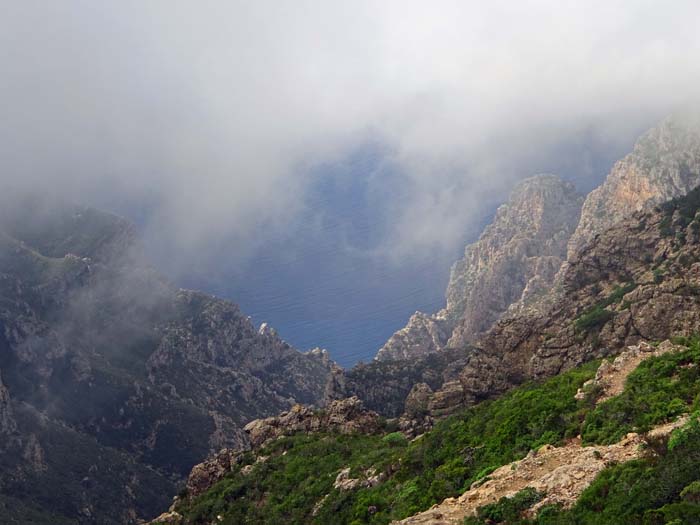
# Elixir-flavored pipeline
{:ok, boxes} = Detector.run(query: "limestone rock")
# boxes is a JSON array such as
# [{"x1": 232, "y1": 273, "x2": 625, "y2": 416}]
[
  {"x1": 0, "y1": 371, "x2": 16, "y2": 436},
  {"x1": 244, "y1": 397, "x2": 382, "y2": 448},
  {"x1": 569, "y1": 113, "x2": 700, "y2": 256},
  {"x1": 185, "y1": 448, "x2": 246, "y2": 499},
  {"x1": 376, "y1": 175, "x2": 583, "y2": 362},
  {"x1": 377, "y1": 311, "x2": 451, "y2": 361},
  {"x1": 446, "y1": 175, "x2": 583, "y2": 346}
]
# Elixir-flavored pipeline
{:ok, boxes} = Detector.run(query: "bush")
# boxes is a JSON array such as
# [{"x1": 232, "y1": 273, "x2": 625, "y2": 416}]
[
  {"x1": 464, "y1": 487, "x2": 544, "y2": 524},
  {"x1": 681, "y1": 481, "x2": 700, "y2": 503},
  {"x1": 382, "y1": 432, "x2": 408, "y2": 447}
]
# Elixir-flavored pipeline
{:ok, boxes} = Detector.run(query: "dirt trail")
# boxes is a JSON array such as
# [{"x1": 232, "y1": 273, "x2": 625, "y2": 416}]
[{"x1": 396, "y1": 341, "x2": 686, "y2": 525}]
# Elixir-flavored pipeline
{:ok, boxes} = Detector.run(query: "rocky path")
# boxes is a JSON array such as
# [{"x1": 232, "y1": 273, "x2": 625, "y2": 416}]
[{"x1": 396, "y1": 342, "x2": 686, "y2": 524}]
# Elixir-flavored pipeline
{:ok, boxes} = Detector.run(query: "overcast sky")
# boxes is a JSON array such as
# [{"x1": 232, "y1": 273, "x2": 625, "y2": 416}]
[{"x1": 3, "y1": 1, "x2": 700, "y2": 265}]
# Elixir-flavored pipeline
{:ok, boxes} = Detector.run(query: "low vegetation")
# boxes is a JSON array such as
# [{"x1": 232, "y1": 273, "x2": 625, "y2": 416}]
[
  {"x1": 172, "y1": 338, "x2": 700, "y2": 524},
  {"x1": 470, "y1": 414, "x2": 700, "y2": 524},
  {"x1": 574, "y1": 282, "x2": 637, "y2": 333}
]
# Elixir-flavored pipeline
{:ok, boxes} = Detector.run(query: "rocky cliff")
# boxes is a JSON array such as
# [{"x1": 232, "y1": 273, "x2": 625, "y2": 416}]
[
  {"x1": 568, "y1": 113, "x2": 700, "y2": 255},
  {"x1": 378, "y1": 114, "x2": 700, "y2": 365},
  {"x1": 454, "y1": 184, "x2": 700, "y2": 408},
  {"x1": 373, "y1": 115, "x2": 700, "y2": 418},
  {"x1": 0, "y1": 198, "x2": 337, "y2": 524},
  {"x1": 376, "y1": 175, "x2": 583, "y2": 361}
]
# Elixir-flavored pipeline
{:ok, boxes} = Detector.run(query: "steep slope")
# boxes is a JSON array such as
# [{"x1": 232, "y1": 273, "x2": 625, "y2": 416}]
[
  {"x1": 376, "y1": 175, "x2": 583, "y2": 361},
  {"x1": 155, "y1": 336, "x2": 700, "y2": 524},
  {"x1": 455, "y1": 184, "x2": 700, "y2": 408},
  {"x1": 399, "y1": 341, "x2": 686, "y2": 524},
  {"x1": 568, "y1": 113, "x2": 700, "y2": 255},
  {"x1": 379, "y1": 115, "x2": 700, "y2": 364},
  {"x1": 0, "y1": 198, "x2": 337, "y2": 524}
]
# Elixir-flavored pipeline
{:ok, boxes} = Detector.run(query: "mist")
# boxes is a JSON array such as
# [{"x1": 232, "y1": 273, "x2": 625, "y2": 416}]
[{"x1": 2, "y1": 1, "x2": 700, "y2": 363}]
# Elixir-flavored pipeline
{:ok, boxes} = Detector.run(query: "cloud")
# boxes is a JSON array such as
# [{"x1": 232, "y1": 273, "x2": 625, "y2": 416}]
[{"x1": 2, "y1": 1, "x2": 700, "y2": 268}]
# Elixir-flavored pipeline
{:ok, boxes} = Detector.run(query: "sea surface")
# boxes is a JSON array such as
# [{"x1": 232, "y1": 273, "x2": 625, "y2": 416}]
[{"x1": 135, "y1": 132, "x2": 639, "y2": 368}]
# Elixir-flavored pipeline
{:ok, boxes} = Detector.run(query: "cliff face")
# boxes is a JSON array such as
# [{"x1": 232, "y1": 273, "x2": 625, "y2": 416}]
[
  {"x1": 0, "y1": 371, "x2": 15, "y2": 436},
  {"x1": 372, "y1": 115, "x2": 700, "y2": 416},
  {"x1": 0, "y1": 200, "x2": 337, "y2": 524},
  {"x1": 568, "y1": 114, "x2": 700, "y2": 255},
  {"x1": 376, "y1": 175, "x2": 583, "y2": 361},
  {"x1": 454, "y1": 186, "x2": 700, "y2": 407}
]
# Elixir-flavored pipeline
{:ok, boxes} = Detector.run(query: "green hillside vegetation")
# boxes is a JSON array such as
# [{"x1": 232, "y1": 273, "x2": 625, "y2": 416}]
[
  {"x1": 169, "y1": 337, "x2": 700, "y2": 525},
  {"x1": 467, "y1": 415, "x2": 700, "y2": 524}
]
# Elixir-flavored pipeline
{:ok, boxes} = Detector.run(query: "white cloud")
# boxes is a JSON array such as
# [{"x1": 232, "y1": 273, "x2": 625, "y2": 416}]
[{"x1": 2, "y1": 0, "x2": 700, "y2": 266}]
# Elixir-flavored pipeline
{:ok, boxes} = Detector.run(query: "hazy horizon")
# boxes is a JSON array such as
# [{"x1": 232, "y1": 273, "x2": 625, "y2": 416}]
[{"x1": 3, "y1": 1, "x2": 700, "y2": 364}]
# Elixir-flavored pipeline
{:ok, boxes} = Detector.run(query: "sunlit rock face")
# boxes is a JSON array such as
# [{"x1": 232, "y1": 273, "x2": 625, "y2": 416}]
[
  {"x1": 376, "y1": 174, "x2": 583, "y2": 361},
  {"x1": 568, "y1": 113, "x2": 700, "y2": 256}
]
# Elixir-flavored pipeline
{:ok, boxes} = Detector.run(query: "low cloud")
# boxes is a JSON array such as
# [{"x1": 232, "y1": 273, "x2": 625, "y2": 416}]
[{"x1": 2, "y1": 1, "x2": 700, "y2": 270}]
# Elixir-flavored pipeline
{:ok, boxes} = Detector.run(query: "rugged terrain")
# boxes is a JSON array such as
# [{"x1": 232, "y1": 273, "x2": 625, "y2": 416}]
[
  {"x1": 376, "y1": 175, "x2": 583, "y2": 361},
  {"x1": 148, "y1": 114, "x2": 700, "y2": 525},
  {"x1": 378, "y1": 114, "x2": 700, "y2": 366},
  {"x1": 0, "y1": 196, "x2": 337, "y2": 523},
  {"x1": 153, "y1": 335, "x2": 700, "y2": 524},
  {"x1": 8, "y1": 114, "x2": 700, "y2": 524}
]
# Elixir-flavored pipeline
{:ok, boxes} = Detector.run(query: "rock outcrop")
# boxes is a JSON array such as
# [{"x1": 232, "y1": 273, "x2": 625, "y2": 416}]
[
  {"x1": 376, "y1": 175, "x2": 583, "y2": 361},
  {"x1": 185, "y1": 448, "x2": 246, "y2": 499},
  {"x1": 0, "y1": 370, "x2": 16, "y2": 436},
  {"x1": 377, "y1": 312, "x2": 452, "y2": 362},
  {"x1": 568, "y1": 113, "x2": 700, "y2": 256},
  {"x1": 243, "y1": 396, "x2": 381, "y2": 448}
]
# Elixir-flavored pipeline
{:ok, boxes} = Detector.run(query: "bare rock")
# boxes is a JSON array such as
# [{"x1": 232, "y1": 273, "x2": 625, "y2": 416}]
[
  {"x1": 377, "y1": 175, "x2": 583, "y2": 362},
  {"x1": 0, "y1": 371, "x2": 15, "y2": 436},
  {"x1": 185, "y1": 448, "x2": 246, "y2": 499},
  {"x1": 244, "y1": 397, "x2": 382, "y2": 448},
  {"x1": 569, "y1": 113, "x2": 700, "y2": 256}
]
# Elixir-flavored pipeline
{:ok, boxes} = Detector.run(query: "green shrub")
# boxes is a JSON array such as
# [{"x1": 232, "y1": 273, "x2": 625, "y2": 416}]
[
  {"x1": 582, "y1": 340, "x2": 700, "y2": 444},
  {"x1": 680, "y1": 481, "x2": 700, "y2": 503},
  {"x1": 382, "y1": 432, "x2": 408, "y2": 447},
  {"x1": 464, "y1": 487, "x2": 544, "y2": 524},
  {"x1": 574, "y1": 305, "x2": 614, "y2": 332}
]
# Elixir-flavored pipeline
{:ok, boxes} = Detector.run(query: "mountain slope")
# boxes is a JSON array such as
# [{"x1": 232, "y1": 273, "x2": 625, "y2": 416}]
[
  {"x1": 146, "y1": 114, "x2": 700, "y2": 524},
  {"x1": 0, "y1": 197, "x2": 337, "y2": 523},
  {"x1": 568, "y1": 113, "x2": 700, "y2": 255},
  {"x1": 377, "y1": 175, "x2": 583, "y2": 361},
  {"x1": 155, "y1": 336, "x2": 700, "y2": 525}
]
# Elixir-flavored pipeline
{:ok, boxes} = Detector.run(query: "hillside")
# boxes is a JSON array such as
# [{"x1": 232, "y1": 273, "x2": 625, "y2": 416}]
[
  {"x1": 153, "y1": 336, "x2": 700, "y2": 524},
  {"x1": 149, "y1": 115, "x2": 700, "y2": 524},
  {"x1": 0, "y1": 196, "x2": 337, "y2": 523},
  {"x1": 377, "y1": 115, "x2": 700, "y2": 365}
]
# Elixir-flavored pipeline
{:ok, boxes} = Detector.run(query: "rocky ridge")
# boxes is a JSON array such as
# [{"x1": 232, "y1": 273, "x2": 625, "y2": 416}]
[
  {"x1": 376, "y1": 175, "x2": 583, "y2": 362},
  {"x1": 0, "y1": 200, "x2": 338, "y2": 524},
  {"x1": 568, "y1": 113, "x2": 700, "y2": 256},
  {"x1": 396, "y1": 115, "x2": 700, "y2": 418},
  {"x1": 243, "y1": 396, "x2": 382, "y2": 448},
  {"x1": 149, "y1": 396, "x2": 382, "y2": 524},
  {"x1": 419, "y1": 189, "x2": 694, "y2": 421}
]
